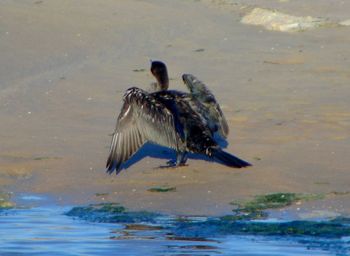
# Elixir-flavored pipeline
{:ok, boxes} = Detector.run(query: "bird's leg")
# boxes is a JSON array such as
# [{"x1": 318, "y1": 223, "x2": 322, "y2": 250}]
[
  {"x1": 165, "y1": 151, "x2": 188, "y2": 167},
  {"x1": 166, "y1": 159, "x2": 176, "y2": 167},
  {"x1": 176, "y1": 151, "x2": 188, "y2": 166}
]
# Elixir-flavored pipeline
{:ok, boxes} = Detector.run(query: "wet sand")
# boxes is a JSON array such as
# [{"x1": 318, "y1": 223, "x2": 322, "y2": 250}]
[{"x1": 1, "y1": 0, "x2": 350, "y2": 216}]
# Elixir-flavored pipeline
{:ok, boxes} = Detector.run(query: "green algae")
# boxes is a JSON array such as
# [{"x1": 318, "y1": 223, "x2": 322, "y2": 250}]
[
  {"x1": 66, "y1": 203, "x2": 161, "y2": 223},
  {"x1": 66, "y1": 202, "x2": 350, "y2": 241},
  {"x1": 173, "y1": 219, "x2": 350, "y2": 238},
  {"x1": 148, "y1": 186, "x2": 176, "y2": 193},
  {"x1": 233, "y1": 193, "x2": 323, "y2": 212},
  {"x1": 220, "y1": 211, "x2": 268, "y2": 221},
  {"x1": 95, "y1": 192, "x2": 109, "y2": 197},
  {"x1": 228, "y1": 193, "x2": 323, "y2": 220},
  {"x1": 0, "y1": 192, "x2": 14, "y2": 209},
  {"x1": 65, "y1": 192, "x2": 350, "y2": 241},
  {"x1": 330, "y1": 217, "x2": 350, "y2": 225},
  {"x1": 132, "y1": 68, "x2": 145, "y2": 72},
  {"x1": 33, "y1": 156, "x2": 62, "y2": 160},
  {"x1": 173, "y1": 192, "x2": 350, "y2": 238}
]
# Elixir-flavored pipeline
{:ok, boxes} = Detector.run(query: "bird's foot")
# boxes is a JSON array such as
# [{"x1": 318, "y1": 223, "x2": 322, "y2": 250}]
[
  {"x1": 156, "y1": 160, "x2": 188, "y2": 169},
  {"x1": 155, "y1": 159, "x2": 176, "y2": 169},
  {"x1": 166, "y1": 159, "x2": 177, "y2": 167}
]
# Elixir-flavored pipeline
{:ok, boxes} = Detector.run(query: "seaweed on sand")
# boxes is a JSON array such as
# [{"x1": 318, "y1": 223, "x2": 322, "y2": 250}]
[
  {"x1": 66, "y1": 203, "x2": 161, "y2": 223},
  {"x1": 225, "y1": 193, "x2": 323, "y2": 221},
  {"x1": 0, "y1": 192, "x2": 14, "y2": 209}
]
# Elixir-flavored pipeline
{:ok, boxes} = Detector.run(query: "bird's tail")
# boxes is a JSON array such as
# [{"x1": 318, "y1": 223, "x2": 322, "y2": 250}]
[{"x1": 210, "y1": 148, "x2": 251, "y2": 168}]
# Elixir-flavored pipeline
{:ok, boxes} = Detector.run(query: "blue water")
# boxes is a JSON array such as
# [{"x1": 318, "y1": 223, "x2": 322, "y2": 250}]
[{"x1": 1, "y1": 206, "x2": 349, "y2": 256}]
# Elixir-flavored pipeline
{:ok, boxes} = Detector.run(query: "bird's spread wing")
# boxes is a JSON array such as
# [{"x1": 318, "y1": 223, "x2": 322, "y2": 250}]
[
  {"x1": 106, "y1": 87, "x2": 183, "y2": 174},
  {"x1": 182, "y1": 74, "x2": 229, "y2": 138}
]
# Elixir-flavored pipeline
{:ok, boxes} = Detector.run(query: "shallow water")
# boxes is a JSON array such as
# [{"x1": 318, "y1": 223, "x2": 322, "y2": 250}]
[{"x1": 1, "y1": 206, "x2": 349, "y2": 256}]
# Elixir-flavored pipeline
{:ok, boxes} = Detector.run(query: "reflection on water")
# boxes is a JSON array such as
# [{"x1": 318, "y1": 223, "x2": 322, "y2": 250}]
[{"x1": 1, "y1": 207, "x2": 348, "y2": 256}]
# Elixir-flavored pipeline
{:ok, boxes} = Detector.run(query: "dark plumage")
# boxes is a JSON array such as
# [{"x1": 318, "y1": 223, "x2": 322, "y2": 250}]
[
  {"x1": 106, "y1": 61, "x2": 251, "y2": 174},
  {"x1": 106, "y1": 87, "x2": 186, "y2": 174},
  {"x1": 182, "y1": 74, "x2": 229, "y2": 138},
  {"x1": 150, "y1": 61, "x2": 229, "y2": 138},
  {"x1": 150, "y1": 60, "x2": 169, "y2": 91}
]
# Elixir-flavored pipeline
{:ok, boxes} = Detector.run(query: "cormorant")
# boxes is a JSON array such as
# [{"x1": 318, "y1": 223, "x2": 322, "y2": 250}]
[{"x1": 106, "y1": 62, "x2": 251, "y2": 174}]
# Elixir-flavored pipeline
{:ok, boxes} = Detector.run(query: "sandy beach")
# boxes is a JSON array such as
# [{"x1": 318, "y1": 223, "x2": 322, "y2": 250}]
[{"x1": 1, "y1": 0, "x2": 350, "y2": 217}]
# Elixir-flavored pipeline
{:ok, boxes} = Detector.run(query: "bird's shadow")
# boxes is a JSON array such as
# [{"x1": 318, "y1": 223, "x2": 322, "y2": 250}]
[{"x1": 119, "y1": 135, "x2": 228, "y2": 171}]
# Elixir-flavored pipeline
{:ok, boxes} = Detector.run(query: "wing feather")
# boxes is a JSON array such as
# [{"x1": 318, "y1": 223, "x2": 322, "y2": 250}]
[
  {"x1": 106, "y1": 87, "x2": 184, "y2": 174},
  {"x1": 182, "y1": 74, "x2": 229, "y2": 138}
]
